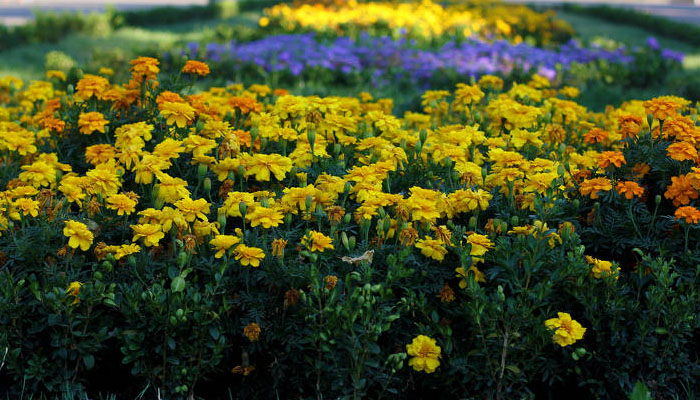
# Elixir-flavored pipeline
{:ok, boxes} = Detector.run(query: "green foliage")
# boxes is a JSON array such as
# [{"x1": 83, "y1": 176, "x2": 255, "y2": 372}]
[{"x1": 562, "y1": 4, "x2": 700, "y2": 47}]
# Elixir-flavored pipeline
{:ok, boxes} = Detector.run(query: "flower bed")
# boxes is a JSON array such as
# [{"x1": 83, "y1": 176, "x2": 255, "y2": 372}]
[{"x1": 0, "y1": 57, "x2": 698, "y2": 398}]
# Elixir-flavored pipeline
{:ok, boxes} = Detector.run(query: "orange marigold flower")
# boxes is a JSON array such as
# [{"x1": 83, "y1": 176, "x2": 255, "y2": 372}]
[
  {"x1": 667, "y1": 141, "x2": 699, "y2": 163},
  {"x1": 616, "y1": 181, "x2": 644, "y2": 200},
  {"x1": 675, "y1": 206, "x2": 700, "y2": 224},
  {"x1": 130, "y1": 56, "x2": 160, "y2": 82},
  {"x1": 182, "y1": 60, "x2": 210, "y2": 76},
  {"x1": 579, "y1": 177, "x2": 612, "y2": 199},
  {"x1": 664, "y1": 174, "x2": 699, "y2": 206},
  {"x1": 583, "y1": 128, "x2": 608, "y2": 144},
  {"x1": 597, "y1": 151, "x2": 626, "y2": 169},
  {"x1": 243, "y1": 322, "x2": 261, "y2": 342},
  {"x1": 75, "y1": 74, "x2": 109, "y2": 101},
  {"x1": 644, "y1": 98, "x2": 680, "y2": 121},
  {"x1": 618, "y1": 114, "x2": 643, "y2": 140}
]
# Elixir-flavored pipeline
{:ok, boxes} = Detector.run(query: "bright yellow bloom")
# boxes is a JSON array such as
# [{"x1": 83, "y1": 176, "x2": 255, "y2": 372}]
[
  {"x1": 106, "y1": 193, "x2": 137, "y2": 216},
  {"x1": 174, "y1": 197, "x2": 210, "y2": 222},
  {"x1": 210, "y1": 235, "x2": 240, "y2": 258},
  {"x1": 246, "y1": 206, "x2": 284, "y2": 229},
  {"x1": 131, "y1": 223, "x2": 165, "y2": 247},
  {"x1": 545, "y1": 312, "x2": 586, "y2": 347},
  {"x1": 234, "y1": 244, "x2": 265, "y2": 267},
  {"x1": 585, "y1": 255, "x2": 620, "y2": 279},
  {"x1": 243, "y1": 153, "x2": 293, "y2": 182},
  {"x1": 302, "y1": 230, "x2": 334, "y2": 253},
  {"x1": 466, "y1": 233, "x2": 493, "y2": 257},
  {"x1": 160, "y1": 101, "x2": 196, "y2": 128},
  {"x1": 406, "y1": 335, "x2": 441, "y2": 373},
  {"x1": 67, "y1": 281, "x2": 83, "y2": 304},
  {"x1": 415, "y1": 236, "x2": 447, "y2": 261},
  {"x1": 78, "y1": 112, "x2": 108, "y2": 135},
  {"x1": 63, "y1": 220, "x2": 94, "y2": 251}
]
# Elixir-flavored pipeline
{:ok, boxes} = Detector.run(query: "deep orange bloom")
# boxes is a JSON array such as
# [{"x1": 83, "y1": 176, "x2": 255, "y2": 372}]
[
  {"x1": 675, "y1": 206, "x2": 700, "y2": 224},
  {"x1": 597, "y1": 151, "x2": 626, "y2": 169},
  {"x1": 667, "y1": 142, "x2": 698, "y2": 163},
  {"x1": 579, "y1": 177, "x2": 612, "y2": 199},
  {"x1": 182, "y1": 60, "x2": 210, "y2": 76},
  {"x1": 583, "y1": 128, "x2": 609, "y2": 144},
  {"x1": 616, "y1": 181, "x2": 644, "y2": 200},
  {"x1": 644, "y1": 98, "x2": 680, "y2": 121},
  {"x1": 664, "y1": 175, "x2": 699, "y2": 206}
]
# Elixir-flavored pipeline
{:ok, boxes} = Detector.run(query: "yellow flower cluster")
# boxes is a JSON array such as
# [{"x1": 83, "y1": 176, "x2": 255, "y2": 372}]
[{"x1": 263, "y1": 0, "x2": 573, "y2": 44}]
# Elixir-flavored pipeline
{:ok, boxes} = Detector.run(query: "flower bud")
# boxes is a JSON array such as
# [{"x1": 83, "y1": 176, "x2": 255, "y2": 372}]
[
  {"x1": 197, "y1": 164, "x2": 208, "y2": 181},
  {"x1": 239, "y1": 201, "x2": 247, "y2": 217}
]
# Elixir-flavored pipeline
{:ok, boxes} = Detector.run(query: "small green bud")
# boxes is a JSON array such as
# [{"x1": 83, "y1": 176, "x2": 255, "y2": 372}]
[{"x1": 239, "y1": 201, "x2": 247, "y2": 217}]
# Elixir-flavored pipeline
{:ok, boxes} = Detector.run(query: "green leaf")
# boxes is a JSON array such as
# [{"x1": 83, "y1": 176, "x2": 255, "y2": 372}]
[
  {"x1": 629, "y1": 381, "x2": 652, "y2": 400},
  {"x1": 171, "y1": 276, "x2": 186, "y2": 293},
  {"x1": 83, "y1": 354, "x2": 95, "y2": 369}
]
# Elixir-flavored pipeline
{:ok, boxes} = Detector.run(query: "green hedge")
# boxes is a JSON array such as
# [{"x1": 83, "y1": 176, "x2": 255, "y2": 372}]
[{"x1": 561, "y1": 4, "x2": 700, "y2": 46}]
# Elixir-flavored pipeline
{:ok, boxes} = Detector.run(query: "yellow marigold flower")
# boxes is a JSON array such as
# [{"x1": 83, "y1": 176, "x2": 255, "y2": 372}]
[
  {"x1": 14, "y1": 198, "x2": 39, "y2": 218},
  {"x1": 160, "y1": 101, "x2": 196, "y2": 128},
  {"x1": 244, "y1": 322, "x2": 261, "y2": 342},
  {"x1": 455, "y1": 266, "x2": 485, "y2": 288},
  {"x1": 585, "y1": 255, "x2": 620, "y2": 279},
  {"x1": 302, "y1": 230, "x2": 334, "y2": 253},
  {"x1": 131, "y1": 223, "x2": 165, "y2": 247},
  {"x1": 579, "y1": 177, "x2": 612, "y2": 199},
  {"x1": 98, "y1": 67, "x2": 114, "y2": 76},
  {"x1": 106, "y1": 193, "x2": 137, "y2": 216},
  {"x1": 271, "y1": 238, "x2": 288, "y2": 258},
  {"x1": 664, "y1": 174, "x2": 698, "y2": 206},
  {"x1": 19, "y1": 160, "x2": 56, "y2": 188},
  {"x1": 415, "y1": 236, "x2": 447, "y2": 262},
  {"x1": 182, "y1": 60, "x2": 210, "y2": 76},
  {"x1": 67, "y1": 281, "x2": 83, "y2": 304},
  {"x1": 675, "y1": 206, "x2": 700, "y2": 224},
  {"x1": 46, "y1": 70, "x2": 66, "y2": 81},
  {"x1": 478, "y1": 74, "x2": 504, "y2": 91},
  {"x1": 174, "y1": 197, "x2": 210, "y2": 222},
  {"x1": 234, "y1": 244, "x2": 265, "y2": 267},
  {"x1": 466, "y1": 233, "x2": 493, "y2": 257},
  {"x1": 597, "y1": 151, "x2": 626, "y2": 169},
  {"x1": 406, "y1": 335, "x2": 441, "y2": 373},
  {"x1": 545, "y1": 312, "x2": 586, "y2": 347},
  {"x1": 246, "y1": 206, "x2": 284, "y2": 229},
  {"x1": 667, "y1": 142, "x2": 699, "y2": 163},
  {"x1": 85, "y1": 144, "x2": 117, "y2": 165},
  {"x1": 63, "y1": 220, "x2": 94, "y2": 251},
  {"x1": 615, "y1": 181, "x2": 644, "y2": 200},
  {"x1": 78, "y1": 112, "x2": 108, "y2": 135},
  {"x1": 210, "y1": 235, "x2": 240, "y2": 258},
  {"x1": 454, "y1": 83, "x2": 484, "y2": 106},
  {"x1": 243, "y1": 153, "x2": 293, "y2": 182},
  {"x1": 113, "y1": 243, "x2": 141, "y2": 260}
]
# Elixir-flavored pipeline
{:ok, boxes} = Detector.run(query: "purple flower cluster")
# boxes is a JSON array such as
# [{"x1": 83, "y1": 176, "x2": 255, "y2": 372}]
[{"x1": 178, "y1": 33, "x2": 669, "y2": 82}]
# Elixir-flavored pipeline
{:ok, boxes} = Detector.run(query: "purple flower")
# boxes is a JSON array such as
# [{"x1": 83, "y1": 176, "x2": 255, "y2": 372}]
[{"x1": 646, "y1": 37, "x2": 660, "y2": 51}]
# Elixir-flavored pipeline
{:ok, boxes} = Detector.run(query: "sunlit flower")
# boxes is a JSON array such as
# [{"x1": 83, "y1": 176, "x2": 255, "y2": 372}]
[
  {"x1": 63, "y1": 220, "x2": 94, "y2": 251},
  {"x1": 234, "y1": 244, "x2": 265, "y2": 267},
  {"x1": 545, "y1": 312, "x2": 586, "y2": 347},
  {"x1": 406, "y1": 335, "x2": 441, "y2": 373}
]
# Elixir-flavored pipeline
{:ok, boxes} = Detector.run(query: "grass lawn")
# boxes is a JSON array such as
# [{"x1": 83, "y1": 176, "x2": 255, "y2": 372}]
[
  {"x1": 0, "y1": 12, "x2": 260, "y2": 81},
  {"x1": 555, "y1": 10, "x2": 700, "y2": 70}
]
